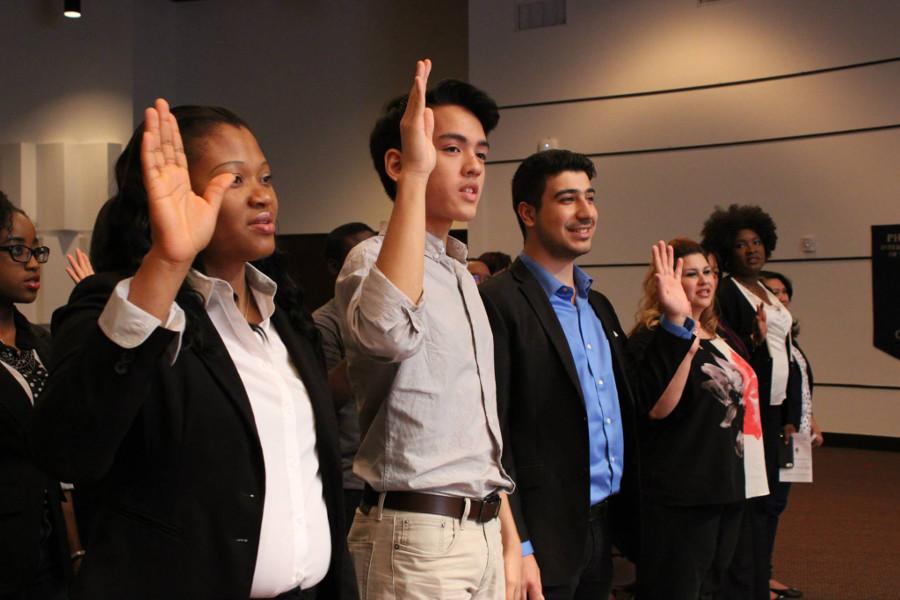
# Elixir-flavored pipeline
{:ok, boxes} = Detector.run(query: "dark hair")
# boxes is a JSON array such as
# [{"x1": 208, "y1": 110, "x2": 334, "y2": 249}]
[
  {"x1": 759, "y1": 270, "x2": 793, "y2": 299},
  {"x1": 511, "y1": 150, "x2": 596, "y2": 238},
  {"x1": 369, "y1": 79, "x2": 500, "y2": 199},
  {"x1": 760, "y1": 269, "x2": 799, "y2": 336},
  {"x1": 700, "y1": 204, "x2": 777, "y2": 274},
  {"x1": 477, "y1": 251, "x2": 511, "y2": 275},
  {"x1": 324, "y1": 222, "x2": 376, "y2": 267},
  {"x1": 0, "y1": 190, "x2": 27, "y2": 240},
  {"x1": 92, "y1": 106, "x2": 319, "y2": 353},
  {"x1": 91, "y1": 106, "x2": 249, "y2": 274}
]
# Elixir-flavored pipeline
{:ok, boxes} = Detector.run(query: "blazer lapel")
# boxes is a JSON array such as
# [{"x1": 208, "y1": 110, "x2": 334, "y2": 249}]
[
  {"x1": 192, "y1": 312, "x2": 261, "y2": 442},
  {"x1": 512, "y1": 260, "x2": 584, "y2": 403}
]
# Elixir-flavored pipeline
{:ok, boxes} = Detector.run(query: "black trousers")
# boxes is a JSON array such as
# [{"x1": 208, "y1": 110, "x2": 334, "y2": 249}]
[
  {"x1": 343, "y1": 488, "x2": 363, "y2": 536},
  {"x1": 761, "y1": 405, "x2": 793, "y2": 580},
  {"x1": 638, "y1": 500, "x2": 744, "y2": 600},
  {"x1": 542, "y1": 500, "x2": 613, "y2": 600},
  {"x1": 721, "y1": 497, "x2": 770, "y2": 600}
]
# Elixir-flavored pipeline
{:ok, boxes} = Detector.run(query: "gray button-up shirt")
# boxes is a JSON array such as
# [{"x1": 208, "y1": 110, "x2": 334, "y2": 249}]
[{"x1": 335, "y1": 233, "x2": 513, "y2": 498}]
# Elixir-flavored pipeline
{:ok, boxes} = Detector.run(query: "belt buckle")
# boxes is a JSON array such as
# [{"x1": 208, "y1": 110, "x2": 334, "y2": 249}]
[{"x1": 477, "y1": 494, "x2": 501, "y2": 522}]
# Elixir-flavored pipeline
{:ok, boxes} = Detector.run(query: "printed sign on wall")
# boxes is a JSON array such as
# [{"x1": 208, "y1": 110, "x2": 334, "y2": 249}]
[{"x1": 872, "y1": 224, "x2": 900, "y2": 360}]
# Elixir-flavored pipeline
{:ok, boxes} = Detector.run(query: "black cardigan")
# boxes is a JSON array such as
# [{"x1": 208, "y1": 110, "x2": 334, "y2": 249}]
[{"x1": 628, "y1": 325, "x2": 745, "y2": 506}]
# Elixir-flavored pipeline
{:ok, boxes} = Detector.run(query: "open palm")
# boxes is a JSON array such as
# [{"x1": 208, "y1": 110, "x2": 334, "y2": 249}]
[
  {"x1": 652, "y1": 240, "x2": 692, "y2": 321},
  {"x1": 399, "y1": 59, "x2": 436, "y2": 179},
  {"x1": 141, "y1": 99, "x2": 232, "y2": 265}
]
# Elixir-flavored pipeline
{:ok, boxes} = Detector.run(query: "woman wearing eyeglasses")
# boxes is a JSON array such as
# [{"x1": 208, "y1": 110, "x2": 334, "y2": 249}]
[{"x1": 0, "y1": 190, "x2": 83, "y2": 600}]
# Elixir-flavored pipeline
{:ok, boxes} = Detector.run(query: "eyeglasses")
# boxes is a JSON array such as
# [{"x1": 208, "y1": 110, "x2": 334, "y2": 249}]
[{"x1": 0, "y1": 245, "x2": 51, "y2": 264}]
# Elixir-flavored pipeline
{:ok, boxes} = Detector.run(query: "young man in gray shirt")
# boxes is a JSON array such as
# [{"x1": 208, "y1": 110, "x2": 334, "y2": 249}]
[{"x1": 335, "y1": 60, "x2": 519, "y2": 599}]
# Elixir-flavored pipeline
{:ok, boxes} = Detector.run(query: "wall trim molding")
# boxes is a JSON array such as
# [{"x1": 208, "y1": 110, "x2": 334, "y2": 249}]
[
  {"x1": 816, "y1": 383, "x2": 900, "y2": 392},
  {"x1": 498, "y1": 56, "x2": 900, "y2": 110},
  {"x1": 486, "y1": 123, "x2": 900, "y2": 165},
  {"x1": 823, "y1": 433, "x2": 900, "y2": 452}
]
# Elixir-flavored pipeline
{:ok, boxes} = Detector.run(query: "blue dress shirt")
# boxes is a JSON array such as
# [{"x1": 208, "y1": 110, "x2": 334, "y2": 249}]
[
  {"x1": 520, "y1": 253, "x2": 624, "y2": 506},
  {"x1": 517, "y1": 254, "x2": 693, "y2": 557}
]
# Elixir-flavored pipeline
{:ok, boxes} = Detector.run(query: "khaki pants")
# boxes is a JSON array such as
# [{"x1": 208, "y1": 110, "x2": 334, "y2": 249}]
[{"x1": 348, "y1": 500, "x2": 504, "y2": 600}]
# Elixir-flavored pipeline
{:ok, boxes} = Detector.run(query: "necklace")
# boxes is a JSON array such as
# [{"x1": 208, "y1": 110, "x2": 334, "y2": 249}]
[{"x1": 0, "y1": 338, "x2": 48, "y2": 400}]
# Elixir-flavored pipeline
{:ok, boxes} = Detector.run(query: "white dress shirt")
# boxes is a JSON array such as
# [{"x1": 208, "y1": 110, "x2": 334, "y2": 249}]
[{"x1": 98, "y1": 266, "x2": 331, "y2": 596}]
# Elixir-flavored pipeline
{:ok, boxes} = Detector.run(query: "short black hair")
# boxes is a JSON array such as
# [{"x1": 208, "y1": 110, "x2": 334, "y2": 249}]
[
  {"x1": 760, "y1": 270, "x2": 793, "y2": 299},
  {"x1": 369, "y1": 79, "x2": 500, "y2": 199},
  {"x1": 477, "y1": 251, "x2": 512, "y2": 275},
  {"x1": 511, "y1": 149, "x2": 596, "y2": 238},
  {"x1": 324, "y1": 222, "x2": 376, "y2": 266},
  {"x1": 0, "y1": 190, "x2": 26, "y2": 240},
  {"x1": 700, "y1": 204, "x2": 778, "y2": 274}
]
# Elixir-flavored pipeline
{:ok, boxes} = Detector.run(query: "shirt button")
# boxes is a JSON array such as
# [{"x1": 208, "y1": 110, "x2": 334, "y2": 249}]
[
  {"x1": 586, "y1": 343, "x2": 592, "y2": 350},
  {"x1": 597, "y1": 378, "x2": 604, "y2": 386},
  {"x1": 610, "y1": 457, "x2": 616, "y2": 463},
  {"x1": 605, "y1": 417, "x2": 612, "y2": 424}
]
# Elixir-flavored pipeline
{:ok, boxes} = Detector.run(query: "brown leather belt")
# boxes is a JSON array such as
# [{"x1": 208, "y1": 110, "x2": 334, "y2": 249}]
[{"x1": 361, "y1": 485, "x2": 501, "y2": 523}]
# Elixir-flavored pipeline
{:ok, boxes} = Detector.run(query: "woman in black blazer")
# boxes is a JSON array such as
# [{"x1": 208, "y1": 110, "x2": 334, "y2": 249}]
[
  {"x1": 628, "y1": 239, "x2": 767, "y2": 600},
  {"x1": 31, "y1": 102, "x2": 354, "y2": 600},
  {"x1": 0, "y1": 192, "x2": 76, "y2": 600},
  {"x1": 761, "y1": 271, "x2": 823, "y2": 449},
  {"x1": 702, "y1": 205, "x2": 802, "y2": 600}
]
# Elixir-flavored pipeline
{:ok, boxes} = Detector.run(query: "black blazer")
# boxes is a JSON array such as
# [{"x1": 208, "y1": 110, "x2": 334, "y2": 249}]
[
  {"x1": 0, "y1": 310, "x2": 70, "y2": 594},
  {"x1": 716, "y1": 276, "x2": 801, "y2": 429},
  {"x1": 479, "y1": 259, "x2": 693, "y2": 585},
  {"x1": 30, "y1": 273, "x2": 355, "y2": 600}
]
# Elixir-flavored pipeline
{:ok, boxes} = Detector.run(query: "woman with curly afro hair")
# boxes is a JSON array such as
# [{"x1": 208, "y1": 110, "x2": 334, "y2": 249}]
[{"x1": 701, "y1": 204, "x2": 802, "y2": 600}]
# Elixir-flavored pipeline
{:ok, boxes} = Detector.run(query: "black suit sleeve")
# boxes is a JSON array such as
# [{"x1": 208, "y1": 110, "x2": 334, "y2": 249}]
[
  {"x1": 30, "y1": 273, "x2": 177, "y2": 483},
  {"x1": 480, "y1": 289, "x2": 530, "y2": 543}
]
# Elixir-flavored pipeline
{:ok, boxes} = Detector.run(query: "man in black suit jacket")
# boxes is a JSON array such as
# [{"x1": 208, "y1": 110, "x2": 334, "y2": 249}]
[{"x1": 480, "y1": 150, "x2": 694, "y2": 599}]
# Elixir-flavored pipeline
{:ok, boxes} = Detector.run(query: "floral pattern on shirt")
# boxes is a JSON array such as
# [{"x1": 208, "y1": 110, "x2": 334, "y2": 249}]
[{"x1": 700, "y1": 353, "x2": 746, "y2": 457}]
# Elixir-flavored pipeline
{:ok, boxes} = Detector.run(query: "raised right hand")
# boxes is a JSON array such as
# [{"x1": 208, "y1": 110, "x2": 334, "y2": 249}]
[
  {"x1": 651, "y1": 240, "x2": 691, "y2": 326},
  {"x1": 141, "y1": 98, "x2": 232, "y2": 266},
  {"x1": 398, "y1": 59, "x2": 436, "y2": 181}
]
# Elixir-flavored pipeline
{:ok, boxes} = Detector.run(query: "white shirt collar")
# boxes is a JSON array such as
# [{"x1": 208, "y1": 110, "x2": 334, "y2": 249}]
[{"x1": 187, "y1": 263, "x2": 278, "y2": 321}]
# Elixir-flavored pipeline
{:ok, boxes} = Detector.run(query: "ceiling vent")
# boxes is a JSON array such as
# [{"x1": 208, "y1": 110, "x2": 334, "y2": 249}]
[{"x1": 516, "y1": 0, "x2": 566, "y2": 31}]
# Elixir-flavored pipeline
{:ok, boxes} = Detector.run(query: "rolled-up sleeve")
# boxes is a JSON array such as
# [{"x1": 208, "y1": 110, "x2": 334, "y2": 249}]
[
  {"x1": 335, "y1": 241, "x2": 426, "y2": 363},
  {"x1": 97, "y1": 277, "x2": 186, "y2": 364}
]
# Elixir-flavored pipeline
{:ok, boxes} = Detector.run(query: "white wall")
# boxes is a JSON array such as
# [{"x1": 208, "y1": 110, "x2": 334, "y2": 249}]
[
  {"x1": 171, "y1": 0, "x2": 468, "y2": 235},
  {"x1": 468, "y1": 0, "x2": 900, "y2": 436},
  {"x1": 0, "y1": 1, "x2": 136, "y2": 323},
  {"x1": 0, "y1": 0, "x2": 468, "y2": 322}
]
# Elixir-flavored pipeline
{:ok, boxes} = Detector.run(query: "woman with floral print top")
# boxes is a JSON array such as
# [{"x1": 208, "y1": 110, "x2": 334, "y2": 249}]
[{"x1": 628, "y1": 239, "x2": 767, "y2": 600}]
